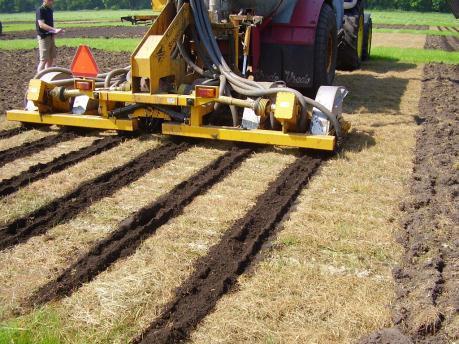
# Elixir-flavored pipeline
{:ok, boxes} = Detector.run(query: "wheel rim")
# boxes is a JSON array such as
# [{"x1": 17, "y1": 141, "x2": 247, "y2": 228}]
[
  {"x1": 357, "y1": 15, "x2": 364, "y2": 60},
  {"x1": 326, "y1": 32, "x2": 334, "y2": 74}
]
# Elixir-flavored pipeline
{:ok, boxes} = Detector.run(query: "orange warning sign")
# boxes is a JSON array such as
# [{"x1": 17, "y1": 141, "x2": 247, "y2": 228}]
[{"x1": 70, "y1": 45, "x2": 100, "y2": 78}]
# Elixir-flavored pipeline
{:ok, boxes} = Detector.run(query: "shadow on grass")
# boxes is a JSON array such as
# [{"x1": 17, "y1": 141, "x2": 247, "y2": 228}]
[
  {"x1": 361, "y1": 57, "x2": 417, "y2": 73},
  {"x1": 340, "y1": 129, "x2": 376, "y2": 154},
  {"x1": 337, "y1": 70, "x2": 410, "y2": 114}
]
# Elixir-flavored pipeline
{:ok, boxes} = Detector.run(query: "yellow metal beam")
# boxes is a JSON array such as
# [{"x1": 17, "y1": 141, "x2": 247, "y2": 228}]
[
  {"x1": 162, "y1": 123, "x2": 336, "y2": 151},
  {"x1": 6, "y1": 110, "x2": 137, "y2": 131}
]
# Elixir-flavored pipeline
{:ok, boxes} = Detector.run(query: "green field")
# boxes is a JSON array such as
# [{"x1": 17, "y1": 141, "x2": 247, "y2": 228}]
[
  {"x1": 1, "y1": 38, "x2": 458, "y2": 65},
  {"x1": 0, "y1": 9, "x2": 457, "y2": 33},
  {"x1": 0, "y1": 9, "x2": 152, "y2": 23},
  {"x1": 370, "y1": 10, "x2": 458, "y2": 27}
]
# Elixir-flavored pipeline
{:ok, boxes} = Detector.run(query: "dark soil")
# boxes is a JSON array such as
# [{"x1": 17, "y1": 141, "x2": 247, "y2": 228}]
[
  {"x1": 0, "y1": 135, "x2": 123, "y2": 198},
  {"x1": 0, "y1": 131, "x2": 76, "y2": 166},
  {"x1": 0, "y1": 48, "x2": 130, "y2": 116},
  {"x1": 31, "y1": 148, "x2": 252, "y2": 307},
  {"x1": 374, "y1": 24, "x2": 429, "y2": 30},
  {"x1": 425, "y1": 35, "x2": 459, "y2": 52},
  {"x1": 0, "y1": 142, "x2": 189, "y2": 251},
  {"x1": 437, "y1": 26, "x2": 459, "y2": 33},
  {"x1": 133, "y1": 154, "x2": 323, "y2": 344},
  {"x1": 0, "y1": 127, "x2": 30, "y2": 139},
  {"x1": 361, "y1": 64, "x2": 459, "y2": 344},
  {"x1": 0, "y1": 26, "x2": 148, "y2": 40}
]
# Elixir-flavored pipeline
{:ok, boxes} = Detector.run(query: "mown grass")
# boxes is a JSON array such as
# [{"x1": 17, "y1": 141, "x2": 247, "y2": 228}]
[
  {"x1": 375, "y1": 28, "x2": 459, "y2": 37},
  {"x1": 0, "y1": 9, "x2": 153, "y2": 23},
  {"x1": 370, "y1": 10, "x2": 458, "y2": 27},
  {"x1": 0, "y1": 38, "x2": 139, "y2": 52},
  {"x1": 372, "y1": 47, "x2": 459, "y2": 64},
  {"x1": 1, "y1": 39, "x2": 457, "y2": 65},
  {"x1": 0, "y1": 308, "x2": 62, "y2": 344}
]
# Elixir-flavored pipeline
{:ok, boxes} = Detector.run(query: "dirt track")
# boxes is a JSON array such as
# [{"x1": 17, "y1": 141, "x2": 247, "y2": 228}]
[
  {"x1": 361, "y1": 63, "x2": 459, "y2": 344},
  {"x1": 0, "y1": 131, "x2": 76, "y2": 166},
  {"x1": 0, "y1": 135, "x2": 122, "y2": 197},
  {"x1": 0, "y1": 142, "x2": 188, "y2": 251},
  {"x1": 31, "y1": 147, "x2": 251, "y2": 306},
  {"x1": 0, "y1": 26, "x2": 148, "y2": 40},
  {"x1": 374, "y1": 24, "x2": 429, "y2": 30},
  {"x1": 134, "y1": 154, "x2": 323, "y2": 344},
  {"x1": 0, "y1": 48, "x2": 129, "y2": 116},
  {"x1": 425, "y1": 35, "x2": 459, "y2": 51},
  {"x1": 0, "y1": 127, "x2": 30, "y2": 139}
]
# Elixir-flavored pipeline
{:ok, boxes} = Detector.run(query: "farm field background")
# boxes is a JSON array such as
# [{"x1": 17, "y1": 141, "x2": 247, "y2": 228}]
[{"x1": 0, "y1": 7, "x2": 457, "y2": 344}]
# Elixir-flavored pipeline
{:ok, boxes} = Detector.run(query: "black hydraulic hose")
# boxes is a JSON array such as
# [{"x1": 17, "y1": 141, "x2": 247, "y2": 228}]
[
  {"x1": 191, "y1": 0, "x2": 342, "y2": 138},
  {"x1": 110, "y1": 103, "x2": 144, "y2": 118}
]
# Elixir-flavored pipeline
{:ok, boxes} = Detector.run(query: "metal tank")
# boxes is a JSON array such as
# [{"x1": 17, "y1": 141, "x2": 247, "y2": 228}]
[{"x1": 205, "y1": 0, "x2": 299, "y2": 22}]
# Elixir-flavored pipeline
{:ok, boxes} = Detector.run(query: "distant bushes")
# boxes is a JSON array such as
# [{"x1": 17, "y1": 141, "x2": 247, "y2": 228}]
[
  {"x1": 366, "y1": 0, "x2": 451, "y2": 12},
  {"x1": 0, "y1": 0, "x2": 452, "y2": 13}
]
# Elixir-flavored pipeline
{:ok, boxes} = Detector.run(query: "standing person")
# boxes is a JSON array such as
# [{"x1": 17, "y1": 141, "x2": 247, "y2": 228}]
[{"x1": 36, "y1": 0, "x2": 63, "y2": 72}]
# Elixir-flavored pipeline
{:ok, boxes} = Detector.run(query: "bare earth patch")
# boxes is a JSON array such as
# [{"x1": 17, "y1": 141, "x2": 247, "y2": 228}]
[{"x1": 373, "y1": 32, "x2": 426, "y2": 50}]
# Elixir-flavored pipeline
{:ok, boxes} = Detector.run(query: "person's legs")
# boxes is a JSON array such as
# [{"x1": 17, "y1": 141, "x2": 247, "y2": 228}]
[
  {"x1": 37, "y1": 36, "x2": 53, "y2": 72},
  {"x1": 45, "y1": 36, "x2": 57, "y2": 69}
]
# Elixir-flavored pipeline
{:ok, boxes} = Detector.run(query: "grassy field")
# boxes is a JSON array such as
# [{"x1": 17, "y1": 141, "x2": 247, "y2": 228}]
[
  {"x1": 1, "y1": 9, "x2": 458, "y2": 33},
  {"x1": 370, "y1": 10, "x2": 458, "y2": 27},
  {"x1": 0, "y1": 58, "x2": 423, "y2": 343},
  {"x1": 1, "y1": 38, "x2": 458, "y2": 65},
  {"x1": 0, "y1": 8, "x2": 455, "y2": 344},
  {"x1": 0, "y1": 9, "x2": 153, "y2": 23}
]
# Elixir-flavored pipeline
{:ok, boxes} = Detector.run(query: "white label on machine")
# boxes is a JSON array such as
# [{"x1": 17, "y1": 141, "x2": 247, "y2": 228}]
[
  {"x1": 310, "y1": 113, "x2": 330, "y2": 135},
  {"x1": 72, "y1": 96, "x2": 91, "y2": 115},
  {"x1": 241, "y1": 108, "x2": 260, "y2": 130}
]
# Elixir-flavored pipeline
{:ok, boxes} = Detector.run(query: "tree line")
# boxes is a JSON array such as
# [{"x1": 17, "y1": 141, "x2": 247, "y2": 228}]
[{"x1": 0, "y1": 0, "x2": 452, "y2": 13}]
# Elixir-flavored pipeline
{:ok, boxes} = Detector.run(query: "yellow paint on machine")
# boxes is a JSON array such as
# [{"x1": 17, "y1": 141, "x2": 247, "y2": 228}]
[
  {"x1": 6, "y1": 110, "x2": 137, "y2": 131},
  {"x1": 162, "y1": 123, "x2": 336, "y2": 151}
]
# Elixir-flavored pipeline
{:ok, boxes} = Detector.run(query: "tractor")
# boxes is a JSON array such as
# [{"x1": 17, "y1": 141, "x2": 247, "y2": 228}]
[
  {"x1": 338, "y1": 0, "x2": 373, "y2": 70},
  {"x1": 7, "y1": 0, "x2": 375, "y2": 151}
]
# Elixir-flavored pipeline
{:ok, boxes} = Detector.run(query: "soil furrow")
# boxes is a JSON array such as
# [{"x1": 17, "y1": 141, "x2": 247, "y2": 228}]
[
  {"x1": 361, "y1": 64, "x2": 459, "y2": 344},
  {"x1": 0, "y1": 127, "x2": 29, "y2": 140},
  {"x1": 0, "y1": 142, "x2": 189, "y2": 251},
  {"x1": 133, "y1": 154, "x2": 323, "y2": 344},
  {"x1": 374, "y1": 24, "x2": 429, "y2": 30},
  {"x1": 0, "y1": 132, "x2": 76, "y2": 166},
  {"x1": 31, "y1": 147, "x2": 251, "y2": 306},
  {"x1": 0, "y1": 26, "x2": 148, "y2": 40},
  {"x1": 0, "y1": 136, "x2": 123, "y2": 198},
  {"x1": 425, "y1": 35, "x2": 459, "y2": 52}
]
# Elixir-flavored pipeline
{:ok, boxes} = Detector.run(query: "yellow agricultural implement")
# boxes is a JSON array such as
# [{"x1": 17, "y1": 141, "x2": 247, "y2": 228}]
[{"x1": 7, "y1": 0, "x2": 352, "y2": 151}]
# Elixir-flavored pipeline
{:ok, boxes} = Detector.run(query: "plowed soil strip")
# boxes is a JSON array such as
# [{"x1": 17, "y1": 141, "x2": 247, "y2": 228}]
[
  {"x1": 0, "y1": 136, "x2": 123, "y2": 198},
  {"x1": 31, "y1": 148, "x2": 251, "y2": 306},
  {"x1": 133, "y1": 154, "x2": 322, "y2": 344},
  {"x1": 425, "y1": 35, "x2": 459, "y2": 52},
  {"x1": 0, "y1": 132, "x2": 76, "y2": 166},
  {"x1": 0, "y1": 142, "x2": 189, "y2": 251},
  {"x1": 0, "y1": 127, "x2": 30, "y2": 140}
]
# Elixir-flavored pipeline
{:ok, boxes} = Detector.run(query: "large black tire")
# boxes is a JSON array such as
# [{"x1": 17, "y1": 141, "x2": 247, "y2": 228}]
[
  {"x1": 312, "y1": 3, "x2": 338, "y2": 93},
  {"x1": 362, "y1": 14, "x2": 372, "y2": 61},
  {"x1": 0, "y1": 21, "x2": 2, "y2": 36},
  {"x1": 337, "y1": 2, "x2": 364, "y2": 71}
]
